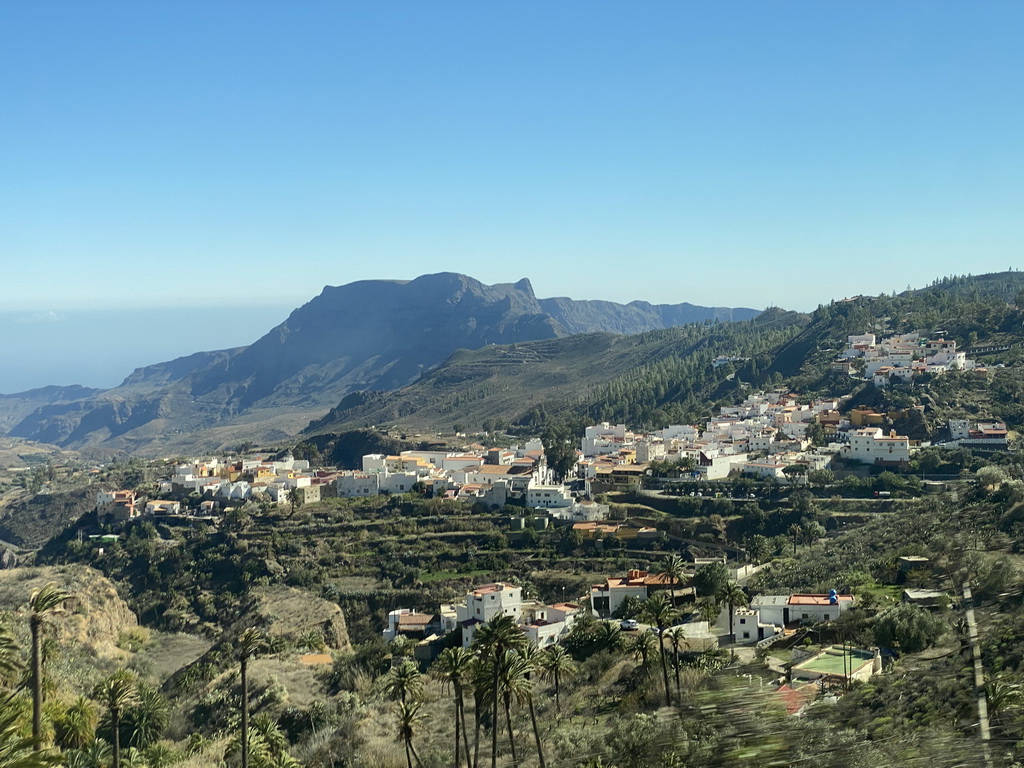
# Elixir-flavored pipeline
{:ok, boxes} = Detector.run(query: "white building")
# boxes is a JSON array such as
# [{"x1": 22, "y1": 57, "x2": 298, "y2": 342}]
[
  {"x1": 581, "y1": 423, "x2": 633, "y2": 457},
  {"x1": 841, "y1": 428, "x2": 911, "y2": 464},
  {"x1": 732, "y1": 607, "x2": 782, "y2": 644},
  {"x1": 335, "y1": 472, "x2": 380, "y2": 498},
  {"x1": 526, "y1": 482, "x2": 573, "y2": 509},
  {"x1": 548, "y1": 499, "x2": 610, "y2": 522},
  {"x1": 750, "y1": 592, "x2": 854, "y2": 627},
  {"x1": 450, "y1": 583, "x2": 523, "y2": 648}
]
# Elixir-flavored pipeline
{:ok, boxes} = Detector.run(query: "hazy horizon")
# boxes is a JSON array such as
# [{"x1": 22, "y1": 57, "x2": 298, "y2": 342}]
[{"x1": 0, "y1": 305, "x2": 295, "y2": 394}]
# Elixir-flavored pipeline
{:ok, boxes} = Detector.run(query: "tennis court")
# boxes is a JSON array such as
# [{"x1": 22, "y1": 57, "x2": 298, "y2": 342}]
[{"x1": 793, "y1": 646, "x2": 874, "y2": 677}]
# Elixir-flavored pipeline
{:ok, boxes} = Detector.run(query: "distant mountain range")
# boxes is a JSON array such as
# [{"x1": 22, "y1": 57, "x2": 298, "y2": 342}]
[
  {"x1": 305, "y1": 270, "x2": 1024, "y2": 442},
  {"x1": 0, "y1": 273, "x2": 760, "y2": 454}
]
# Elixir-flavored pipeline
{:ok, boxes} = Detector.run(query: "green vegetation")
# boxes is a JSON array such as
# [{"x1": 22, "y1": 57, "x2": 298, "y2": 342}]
[{"x1": 7, "y1": 271, "x2": 1024, "y2": 765}]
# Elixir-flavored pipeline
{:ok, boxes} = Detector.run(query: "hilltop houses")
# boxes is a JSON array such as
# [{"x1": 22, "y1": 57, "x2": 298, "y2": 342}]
[
  {"x1": 437, "y1": 582, "x2": 582, "y2": 649},
  {"x1": 96, "y1": 490, "x2": 138, "y2": 523},
  {"x1": 589, "y1": 568, "x2": 688, "y2": 617},
  {"x1": 837, "y1": 331, "x2": 975, "y2": 387}
]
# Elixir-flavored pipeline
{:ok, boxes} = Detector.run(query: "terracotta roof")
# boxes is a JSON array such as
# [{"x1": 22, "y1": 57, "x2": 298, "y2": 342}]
[{"x1": 775, "y1": 683, "x2": 817, "y2": 715}]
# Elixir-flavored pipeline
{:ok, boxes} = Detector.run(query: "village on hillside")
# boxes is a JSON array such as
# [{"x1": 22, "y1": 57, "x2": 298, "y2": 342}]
[{"x1": 75, "y1": 331, "x2": 1015, "y2": 716}]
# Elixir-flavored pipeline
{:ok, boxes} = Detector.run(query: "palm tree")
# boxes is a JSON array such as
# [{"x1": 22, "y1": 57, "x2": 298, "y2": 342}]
[
  {"x1": 658, "y1": 554, "x2": 687, "y2": 606},
  {"x1": 144, "y1": 743, "x2": 177, "y2": 768},
  {"x1": 986, "y1": 678, "x2": 1022, "y2": 729},
  {"x1": 505, "y1": 650, "x2": 546, "y2": 768},
  {"x1": 53, "y1": 696, "x2": 96, "y2": 751},
  {"x1": 236, "y1": 627, "x2": 267, "y2": 768},
  {"x1": 432, "y1": 647, "x2": 474, "y2": 768},
  {"x1": 287, "y1": 487, "x2": 302, "y2": 518},
  {"x1": 469, "y1": 657, "x2": 490, "y2": 768},
  {"x1": 0, "y1": 691, "x2": 60, "y2": 768},
  {"x1": 629, "y1": 631, "x2": 658, "y2": 676},
  {"x1": 28, "y1": 584, "x2": 70, "y2": 750},
  {"x1": 638, "y1": 593, "x2": 679, "y2": 707},
  {"x1": 95, "y1": 671, "x2": 138, "y2": 768},
  {"x1": 661, "y1": 627, "x2": 689, "y2": 694},
  {"x1": 715, "y1": 582, "x2": 749, "y2": 641},
  {"x1": 472, "y1": 615, "x2": 526, "y2": 768},
  {"x1": 594, "y1": 622, "x2": 624, "y2": 653},
  {"x1": 539, "y1": 645, "x2": 575, "y2": 713},
  {"x1": 396, "y1": 700, "x2": 426, "y2": 768},
  {"x1": 0, "y1": 626, "x2": 22, "y2": 687},
  {"x1": 250, "y1": 713, "x2": 290, "y2": 764},
  {"x1": 123, "y1": 683, "x2": 168, "y2": 749},
  {"x1": 383, "y1": 659, "x2": 423, "y2": 705},
  {"x1": 788, "y1": 523, "x2": 802, "y2": 555},
  {"x1": 85, "y1": 738, "x2": 112, "y2": 768}
]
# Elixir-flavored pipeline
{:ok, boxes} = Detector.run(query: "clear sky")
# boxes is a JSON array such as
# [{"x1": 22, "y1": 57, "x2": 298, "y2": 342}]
[{"x1": 2, "y1": 2, "x2": 1024, "y2": 389}]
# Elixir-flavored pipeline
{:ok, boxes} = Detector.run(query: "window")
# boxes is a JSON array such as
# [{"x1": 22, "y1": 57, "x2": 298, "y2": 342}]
[
  {"x1": 823, "y1": 613, "x2": 830, "y2": 620},
  {"x1": 743, "y1": 632, "x2": 750, "y2": 639}
]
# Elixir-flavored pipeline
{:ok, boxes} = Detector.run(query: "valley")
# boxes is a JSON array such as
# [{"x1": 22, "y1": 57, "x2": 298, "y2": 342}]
[{"x1": 2, "y1": 271, "x2": 1024, "y2": 767}]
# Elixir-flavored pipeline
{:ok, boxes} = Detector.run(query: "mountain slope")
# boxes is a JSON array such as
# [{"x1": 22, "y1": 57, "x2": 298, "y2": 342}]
[
  {"x1": 305, "y1": 308, "x2": 809, "y2": 435},
  {"x1": 307, "y1": 269, "x2": 1024, "y2": 437},
  {"x1": 5, "y1": 273, "x2": 758, "y2": 453},
  {"x1": 538, "y1": 297, "x2": 759, "y2": 335},
  {"x1": 0, "y1": 385, "x2": 104, "y2": 435}
]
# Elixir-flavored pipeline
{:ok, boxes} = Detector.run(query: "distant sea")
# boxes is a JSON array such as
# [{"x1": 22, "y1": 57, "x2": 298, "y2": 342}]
[{"x1": 0, "y1": 304, "x2": 296, "y2": 394}]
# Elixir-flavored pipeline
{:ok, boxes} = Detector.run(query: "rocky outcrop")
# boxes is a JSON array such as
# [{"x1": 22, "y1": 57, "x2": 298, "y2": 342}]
[{"x1": 0, "y1": 565, "x2": 138, "y2": 659}]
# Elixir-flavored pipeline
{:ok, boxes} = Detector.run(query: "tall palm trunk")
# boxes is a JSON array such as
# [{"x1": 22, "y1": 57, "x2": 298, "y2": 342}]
[
  {"x1": 673, "y1": 645, "x2": 681, "y2": 694},
  {"x1": 453, "y1": 690, "x2": 462, "y2": 768},
  {"x1": 490, "y1": 654, "x2": 500, "y2": 768},
  {"x1": 553, "y1": 670, "x2": 561, "y2": 712},
  {"x1": 527, "y1": 696, "x2": 546, "y2": 768},
  {"x1": 405, "y1": 739, "x2": 414, "y2": 768},
  {"x1": 459, "y1": 694, "x2": 472, "y2": 768},
  {"x1": 241, "y1": 657, "x2": 250, "y2": 768},
  {"x1": 111, "y1": 709, "x2": 121, "y2": 768},
  {"x1": 472, "y1": 695, "x2": 482, "y2": 768},
  {"x1": 658, "y1": 633, "x2": 672, "y2": 707},
  {"x1": 503, "y1": 692, "x2": 518, "y2": 767},
  {"x1": 30, "y1": 617, "x2": 42, "y2": 750},
  {"x1": 409, "y1": 740, "x2": 425, "y2": 768}
]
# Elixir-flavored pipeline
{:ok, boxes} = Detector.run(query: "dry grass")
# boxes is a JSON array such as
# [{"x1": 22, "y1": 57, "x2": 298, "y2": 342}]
[{"x1": 249, "y1": 584, "x2": 351, "y2": 650}]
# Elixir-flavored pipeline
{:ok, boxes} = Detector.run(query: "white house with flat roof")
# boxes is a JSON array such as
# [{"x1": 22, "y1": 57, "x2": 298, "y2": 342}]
[
  {"x1": 526, "y1": 481, "x2": 573, "y2": 509},
  {"x1": 751, "y1": 592, "x2": 855, "y2": 627},
  {"x1": 841, "y1": 428, "x2": 911, "y2": 464}
]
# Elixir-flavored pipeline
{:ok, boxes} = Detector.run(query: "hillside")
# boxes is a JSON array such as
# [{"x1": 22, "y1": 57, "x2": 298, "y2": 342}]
[
  {"x1": 306, "y1": 308, "x2": 808, "y2": 436},
  {"x1": 2, "y1": 273, "x2": 757, "y2": 455},
  {"x1": 306, "y1": 270, "x2": 1024, "y2": 439}
]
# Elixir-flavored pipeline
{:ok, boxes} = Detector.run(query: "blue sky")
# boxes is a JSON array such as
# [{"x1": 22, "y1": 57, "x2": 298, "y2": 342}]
[{"x1": 2, "y1": 2, "x2": 1023, "y2": 389}]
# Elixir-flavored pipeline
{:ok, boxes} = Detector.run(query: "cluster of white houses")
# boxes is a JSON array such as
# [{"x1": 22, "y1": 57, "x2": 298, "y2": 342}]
[
  {"x1": 836, "y1": 332, "x2": 977, "y2": 386},
  {"x1": 578, "y1": 391, "x2": 920, "y2": 487},
  {"x1": 97, "y1": 387, "x2": 932, "y2": 524}
]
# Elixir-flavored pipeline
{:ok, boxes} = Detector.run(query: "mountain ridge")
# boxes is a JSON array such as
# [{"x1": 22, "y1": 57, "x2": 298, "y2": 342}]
[{"x1": 1, "y1": 272, "x2": 760, "y2": 453}]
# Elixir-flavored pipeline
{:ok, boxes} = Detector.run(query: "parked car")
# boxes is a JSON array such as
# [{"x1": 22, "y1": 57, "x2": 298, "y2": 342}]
[{"x1": 620, "y1": 619, "x2": 640, "y2": 631}]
